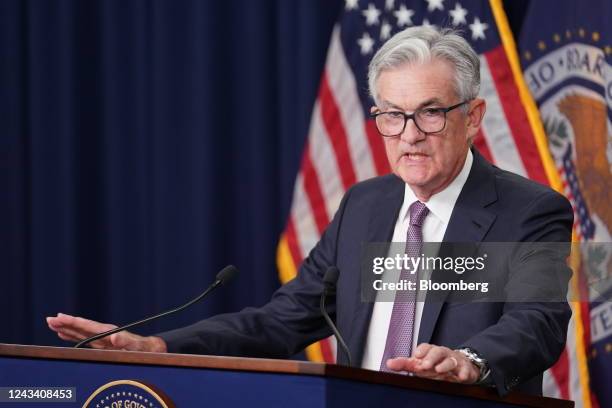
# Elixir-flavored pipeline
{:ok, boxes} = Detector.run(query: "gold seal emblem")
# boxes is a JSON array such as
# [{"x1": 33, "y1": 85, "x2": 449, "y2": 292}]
[{"x1": 82, "y1": 380, "x2": 174, "y2": 408}]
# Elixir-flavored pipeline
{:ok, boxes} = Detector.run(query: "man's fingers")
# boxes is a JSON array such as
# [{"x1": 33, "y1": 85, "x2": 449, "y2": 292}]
[
  {"x1": 50, "y1": 313, "x2": 117, "y2": 334},
  {"x1": 53, "y1": 323, "x2": 107, "y2": 342},
  {"x1": 57, "y1": 327, "x2": 115, "y2": 348},
  {"x1": 388, "y1": 346, "x2": 455, "y2": 373},
  {"x1": 48, "y1": 313, "x2": 78, "y2": 328},
  {"x1": 108, "y1": 332, "x2": 139, "y2": 350},
  {"x1": 385, "y1": 357, "x2": 419, "y2": 372},
  {"x1": 418, "y1": 346, "x2": 450, "y2": 370},
  {"x1": 109, "y1": 333, "x2": 126, "y2": 349},
  {"x1": 386, "y1": 352, "x2": 478, "y2": 385},
  {"x1": 71, "y1": 316, "x2": 117, "y2": 333},
  {"x1": 46, "y1": 312, "x2": 166, "y2": 353},
  {"x1": 456, "y1": 362, "x2": 478, "y2": 383},
  {"x1": 434, "y1": 356, "x2": 458, "y2": 373},
  {"x1": 56, "y1": 330, "x2": 110, "y2": 349},
  {"x1": 52, "y1": 326, "x2": 90, "y2": 341},
  {"x1": 46, "y1": 313, "x2": 120, "y2": 348},
  {"x1": 57, "y1": 332, "x2": 79, "y2": 342},
  {"x1": 109, "y1": 333, "x2": 166, "y2": 353},
  {"x1": 413, "y1": 343, "x2": 434, "y2": 359},
  {"x1": 391, "y1": 345, "x2": 480, "y2": 385},
  {"x1": 46, "y1": 315, "x2": 71, "y2": 331}
]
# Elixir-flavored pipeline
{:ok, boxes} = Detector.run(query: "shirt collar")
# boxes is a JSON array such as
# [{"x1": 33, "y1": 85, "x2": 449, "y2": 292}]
[{"x1": 399, "y1": 149, "x2": 473, "y2": 225}]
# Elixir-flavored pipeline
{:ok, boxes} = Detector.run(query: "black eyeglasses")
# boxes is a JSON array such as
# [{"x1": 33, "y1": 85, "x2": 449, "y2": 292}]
[{"x1": 370, "y1": 101, "x2": 470, "y2": 137}]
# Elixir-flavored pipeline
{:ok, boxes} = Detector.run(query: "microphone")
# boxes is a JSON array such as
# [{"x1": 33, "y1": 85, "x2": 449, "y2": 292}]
[
  {"x1": 75, "y1": 265, "x2": 239, "y2": 348},
  {"x1": 320, "y1": 266, "x2": 353, "y2": 367}
]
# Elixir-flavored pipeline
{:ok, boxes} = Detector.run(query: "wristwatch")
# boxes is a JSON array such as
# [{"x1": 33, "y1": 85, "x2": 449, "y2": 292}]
[{"x1": 456, "y1": 347, "x2": 491, "y2": 384}]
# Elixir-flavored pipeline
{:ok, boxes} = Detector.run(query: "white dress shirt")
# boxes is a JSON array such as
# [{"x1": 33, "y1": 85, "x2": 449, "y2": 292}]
[{"x1": 361, "y1": 150, "x2": 474, "y2": 371}]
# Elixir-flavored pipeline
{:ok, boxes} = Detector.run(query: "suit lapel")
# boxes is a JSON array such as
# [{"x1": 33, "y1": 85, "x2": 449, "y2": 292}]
[
  {"x1": 417, "y1": 150, "x2": 498, "y2": 345},
  {"x1": 349, "y1": 176, "x2": 405, "y2": 366}
]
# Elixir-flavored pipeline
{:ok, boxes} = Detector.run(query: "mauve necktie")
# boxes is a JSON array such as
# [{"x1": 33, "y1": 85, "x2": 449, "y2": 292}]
[{"x1": 380, "y1": 200, "x2": 429, "y2": 372}]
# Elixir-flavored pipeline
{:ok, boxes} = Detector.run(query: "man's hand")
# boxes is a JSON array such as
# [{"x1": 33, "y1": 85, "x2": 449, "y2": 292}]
[
  {"x1": 46, "y1": 313, "x2": 167, "y2": 353},
  {"x1": 385, "y1": 343, "x2": 480, "y2": 383}
]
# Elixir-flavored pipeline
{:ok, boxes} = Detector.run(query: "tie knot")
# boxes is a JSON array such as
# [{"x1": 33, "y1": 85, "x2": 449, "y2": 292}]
[{"x1": 409, "y1": 201, "x2": 429, "y2": 227}]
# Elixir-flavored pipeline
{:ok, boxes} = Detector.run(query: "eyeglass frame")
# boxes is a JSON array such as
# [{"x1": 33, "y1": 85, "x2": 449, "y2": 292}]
[{"x1": 370, "y1": 100, "x2": 471, "y2": 137}]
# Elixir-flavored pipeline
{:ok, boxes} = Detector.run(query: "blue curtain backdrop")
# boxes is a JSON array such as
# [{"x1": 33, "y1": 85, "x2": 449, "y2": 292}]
[
  {"x1": 0, "y1": 0, "x2": 344, "y2": 346},
  {"x1": 1, "y1": 0, "x2": 528, "y2": 348}
]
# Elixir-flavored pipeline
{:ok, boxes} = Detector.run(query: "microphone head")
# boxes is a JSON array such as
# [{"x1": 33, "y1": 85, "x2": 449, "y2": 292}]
[
  {"x1": 216, "y1": 265, "x2": 239, "y2": 285},
  {"x1": 323, "y1": 266, "x2": 340, "y2": 288}
]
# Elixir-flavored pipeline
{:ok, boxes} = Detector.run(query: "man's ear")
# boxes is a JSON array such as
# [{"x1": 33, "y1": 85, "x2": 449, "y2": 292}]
[
  {"x1": 370, "y1": 106, "x2": 378, "y2": 114},
  {"x1": 466, "y1": 98, "x2": 486, "y2": 140}
]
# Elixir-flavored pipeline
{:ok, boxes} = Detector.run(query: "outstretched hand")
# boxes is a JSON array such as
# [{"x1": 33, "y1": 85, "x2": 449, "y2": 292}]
[
  {"x1": 385, "y1": 343, "x2": 480, "y2": 384},
  {"x1": 46, "y1": 313, "x2": 167, "y2": 353}
]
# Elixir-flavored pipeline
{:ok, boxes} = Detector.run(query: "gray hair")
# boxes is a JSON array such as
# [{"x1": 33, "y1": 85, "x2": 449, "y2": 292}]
[{"x1": 368, "y1": 26, "x2": 480, "y2": 106}]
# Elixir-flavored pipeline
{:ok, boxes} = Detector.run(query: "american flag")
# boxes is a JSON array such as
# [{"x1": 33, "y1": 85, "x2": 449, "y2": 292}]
[
  {"x1": 561, "y1": 144, "x2": 595, "y2": 241},
  {"x1": 276, "y1": 0, "x2": 569, "y2": 394}
]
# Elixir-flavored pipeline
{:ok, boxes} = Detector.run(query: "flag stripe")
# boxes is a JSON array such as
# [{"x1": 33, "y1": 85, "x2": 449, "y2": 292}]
[
  {"x1": 544, "y1": 370, "x2": 562, "y2": 399},
  {"x1": 569, "y1": 249, "x2": 594, "y2": 407},
  {"x1": 364, "y1": 120, "x2": 391, "y2": 175},
  {"x1": 479, "y1": 54, "x2": 529, "y2": 177},
  {"x1": 326, "y1": 27, "x2": 378, "y2": 182},
  {"x1": 305, "y1": 342, "x2": 325, "y2": 362},
  {"x1": 319, "y1": 337, "x2": 334, "y2": 362},
  {"x1": 290, "y1": 173, "x2": 322, "y2": 259},
  {"x1": 489, "y1": 0, "x2": 565, "y2": 193},
  {"x1": 320, "y1": 74, "x2": 358, "y2": 189},
  {"x1": 551, "y1": 343, "x2": 571, "y2": 399},
  {"x1": 309, "y1": 102, "x2": 347, "y2": 219},
  {"x1": 276, "y1": 235, "x2": 296, "y2": 284},
  {"x1": 283, "y1": 224, "x2": 302, "y2": 279},
  {"x1": 484, "y1": 46, "x2": 549, "y2": 184},
  {"x1": 302, "y1": 147, "x2": 331, "y2": 234},
  {"x1": 473, "y1": 129, "x2": 494, "y2": 163}
]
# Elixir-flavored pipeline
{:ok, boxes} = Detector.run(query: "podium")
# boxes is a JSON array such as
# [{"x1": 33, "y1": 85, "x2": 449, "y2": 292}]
[{"x1": 0, "y1": 343, "x2": 573, "y2": 407}]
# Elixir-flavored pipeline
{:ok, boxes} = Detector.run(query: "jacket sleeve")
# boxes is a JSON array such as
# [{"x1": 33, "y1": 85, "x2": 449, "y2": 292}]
[{"x1": 460, "y1": 190, "x2": 574, "y2": 396}]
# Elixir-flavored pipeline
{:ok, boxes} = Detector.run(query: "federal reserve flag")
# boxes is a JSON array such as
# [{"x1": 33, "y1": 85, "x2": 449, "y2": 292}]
[{"x1": 520, "y1": 1, "x2": 611, "y2": 407}]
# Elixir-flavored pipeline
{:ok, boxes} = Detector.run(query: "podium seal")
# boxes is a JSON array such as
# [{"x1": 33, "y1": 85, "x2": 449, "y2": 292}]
[{"x1": 82, "y1": 380, "x2": 174, "y2": 408}]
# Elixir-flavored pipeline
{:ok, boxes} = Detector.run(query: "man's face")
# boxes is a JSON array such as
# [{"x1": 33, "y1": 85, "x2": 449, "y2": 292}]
[{"x1": 374, "y1": 59, "x2": 483, "y2": 200}]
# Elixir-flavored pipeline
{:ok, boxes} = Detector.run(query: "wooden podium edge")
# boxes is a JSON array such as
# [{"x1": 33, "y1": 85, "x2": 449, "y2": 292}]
[
  {"x1": 0, "y1": 343, "x2": 573, "y2": 408},
  {"x1": 0, "y1": 343, "x2": 323, "y2": 374}
]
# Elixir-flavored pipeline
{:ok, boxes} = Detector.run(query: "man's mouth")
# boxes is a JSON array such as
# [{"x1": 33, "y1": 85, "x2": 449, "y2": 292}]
[{"x1": 403, "y1": 152, "x2": 428, "y2": 162}]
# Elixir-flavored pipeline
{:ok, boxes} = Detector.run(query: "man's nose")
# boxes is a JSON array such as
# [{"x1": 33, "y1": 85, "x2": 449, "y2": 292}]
[{"x1": 399, "y1": 118, "x2": 426, "y2": 144}]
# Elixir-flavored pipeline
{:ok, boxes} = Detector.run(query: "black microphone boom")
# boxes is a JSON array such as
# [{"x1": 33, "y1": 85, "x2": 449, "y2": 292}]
[
  {"x1": 320, "y1": 266, "x2": 353, "y2": 367},
  {"x1": 75, "y1": 265, "x2": 239, "y2": 349}
]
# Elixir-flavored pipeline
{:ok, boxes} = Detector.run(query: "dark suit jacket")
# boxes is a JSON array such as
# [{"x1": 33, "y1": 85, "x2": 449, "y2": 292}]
[{"x1": 159, "y1": 150, "x2": 573, "y2": 396}]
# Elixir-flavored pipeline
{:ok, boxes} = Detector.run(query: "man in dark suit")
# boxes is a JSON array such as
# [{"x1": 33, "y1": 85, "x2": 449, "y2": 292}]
[{"x1": 47, "y1": 26, "x2": 573, "y2": 396}]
